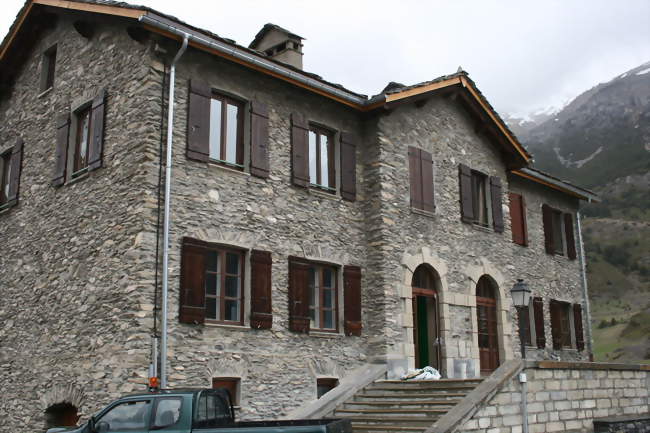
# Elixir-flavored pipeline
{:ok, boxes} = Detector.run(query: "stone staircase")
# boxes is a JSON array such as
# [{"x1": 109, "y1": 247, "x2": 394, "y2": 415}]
[{"x1": 332, "y1": 378, "x2": 483, "y2": 433}]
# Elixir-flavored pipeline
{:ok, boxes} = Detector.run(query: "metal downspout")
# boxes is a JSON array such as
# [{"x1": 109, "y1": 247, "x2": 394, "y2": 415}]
[
  {"x1": 159, "y1": 33, "x2": 189, "y2": 389},
  {"x1": 576, "y1": 210, "x2": 594, "y2": 359}
]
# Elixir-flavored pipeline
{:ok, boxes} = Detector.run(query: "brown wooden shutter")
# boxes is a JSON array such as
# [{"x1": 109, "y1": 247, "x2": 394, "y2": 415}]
[
  {"x1": 88, "y1": 89, "x2": 105, "y2": 171},
  {"x1": 459, "y1": 164, "x2": 474, "y2": 223},
  {"x1": 5, "y1": 137, "x2": 23, "y2": 207},
  {"x1": 187, "y1": 79, "x2": 211, "y2": 162},
  {"x1": 250, "y1": 250, "x2": 273, "y2": 329},
  {"x1": 343, "y1": 265, "x2": 362, "y2": 336},
  {"x1": 250, "y1": 101, "x2": 270, "y2": 178},
  {"x1": 288, "y1": 257, "x2": 310, "y2": 333},
  {"x1": 573, "y1": 303, "x2": 584, "y2": 351},
  {"x1": 509, "y1": 193, "x2": 528, "y2": 246},
  {"x1": 408, "y1": 146, "x2": 422, "y2": 210},
  {"x1": 564, "y1": 213, "x2": 577, "y2": 260},
  {"x1": 542, "y1": 204, "x2": 554, "y2": 254},
  {"x1": 340, "y1": 132, "x2": 357, "y2": 201},
  {"x1": 179, "y1": 239, "x2": 206, "y2": 324},
  {"x1": 421, "y1": 150, "x2": 435, "y2": 213},
  {"x1": 53, "y1": 113, "x2": 69, "y2": 186},
  {"x1": 490, "y1": 176, "x2": 504, "y2": 232},
  {"x1": 291, "y1": 113, "x2": 309, "y2": 187},
  {"x1": 549, "y1": 300, "x2": 562, "y2": 350},
  {"x1": 533, "y1": 297, "x2": 546, "y2": 349}
]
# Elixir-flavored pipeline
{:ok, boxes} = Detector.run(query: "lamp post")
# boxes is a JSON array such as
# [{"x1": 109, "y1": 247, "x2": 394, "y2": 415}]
[
  {"x1": 510, "y1": 278, "x2": 532, "y2": 359},
  {"x1": 511, "y1": 278, "x2": 532, "y2": 433}
]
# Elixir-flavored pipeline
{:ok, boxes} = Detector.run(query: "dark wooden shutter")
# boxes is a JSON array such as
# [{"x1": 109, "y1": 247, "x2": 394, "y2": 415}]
[
  {"x1": 187, "y1": 79, "x2": 211, "y2": 162},
  {"x1": 288, "y1": 258, "x2": 310, "y2": 333},
  {"x1": 509, "y1": 193, "x2": 528, "y2": 246},
  {"x1": 53, "y1": 113, "x2": 70, "y2": 186},
  {"x1": 291, "y1": 113, "x2": 309, "y2": 187},
  {"x1": 250, "y1": 250, "x2": 273, "y2": 329},
  {"x1": 408, "y1": 146, "x2": 422, "y2": 210},
  {"x1": 179, "y1": 239, "x2": 206, "y2": 324},
  {"x1": 533, "y1": 297, "x2": 546, "y2": 349},
  {"x1": 542, "y1": 204, "x2": 554, "y2": 254},
  {"x1": 490, "y1": 176, "x2": 504, "y2": 232},
  {"x1": 459, "y1": 164, "x2": 474, "y2": 223},
  {"x1": 421, "y1": 150, "x2": 435, "y2": 213},
  {"x1": 549, "y1": 300, "x2": 562, "y2": 350},
  {"x1": 340, "y1": 132, "x2": 357, "y2": 201},
  {"x1": 564, "y1": 213, "x2": 577, "y2": 260},
  {"x1": 88, "y1": 89, "x2": 105, "y2": 171},
  {"x1": 573, "y1": 303, "x2": 584, "y2": 351},
  {"x1": 343, "y1": 265, "x2": 362, "y2": 336},
  {"x1": 250, "y1": 101, "x2": 270, "y2": 178},
  {"x1": 5, "y1": 137, "x2": 23, "y2": 207}
]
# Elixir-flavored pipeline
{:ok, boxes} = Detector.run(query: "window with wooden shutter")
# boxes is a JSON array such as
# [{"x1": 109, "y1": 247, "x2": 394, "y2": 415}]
[
  {"x1": 87, "y1": 89, "x2": 105, "y2": 171},
  {"x1": 564, "y1": 213, "x2": 577, "y2": 260},
  {"x1": 533, "y1": 297, "x2": 546, "y2": 349},
  {"x1": 343, "y1": 265, "x2": 362, "y2": 336},
  {"x1": 518, "y1": 306, "x2": 532, "y2": 346},
  {"x1": 249, "y1": 101, "x2": 269, "y2": 178},
  {"x1": 509, "y1": 193, "x2": 528, "y2": 246},
  {"x1": 180, "y1": 239, "x2": 207, "y2": 324},
  {"x1": 459, "y1": 164, "x2": 474, "y2": 223},
  {"x1": 490, "y1": 176, "x2": 503, "y2": 232},
  {"x1": 573, "y1": 303, "x2": 584, "y2": 351},
  {"x1": 52, "y1": 113, "x2": 70, "y2": 186},
  {"x1": 187, "y1": 79, "x2": 211, "y2": 162},
  {"x1": 288, "y1": 257, "x2": 310, "y2": 332},
  {"x1": 250, "y1": 250, "x2": 272, "y2": 329},
  {"x1": 550, "y1": 299, "x2": 572, "y2": 350},
  {"x1": 542, "y1": 204, "x2": 554, "y2": 254},
  {"x1": 339, "y1": 132, "x2": 356, "y2": 201},
  {"x1": 291, "y1": 113, "x2": 309, "y2": 187},
  {"x1": 408, "y1": 147, "x2": 434, "y2": 213},
  {"x1": 0, "y1": 138, "x2": 23, "y2": 209},
  {"x1": 307, "y1": 124, "x2": 336, "y2": 192},
  {"x1": 208, "y1": 92, "x2": 245, "y2": 169},
  {"x1": 40, "y1": 44, "x2": 57, "y2": 92}
]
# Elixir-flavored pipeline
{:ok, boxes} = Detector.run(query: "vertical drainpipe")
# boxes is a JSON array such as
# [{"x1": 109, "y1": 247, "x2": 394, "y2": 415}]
[
  {"x1": 159, "y1": 33, "x2": 189, "y2": 389},
  {"x1": 576, "y1": 210, "x2": 594, "y2": 360}
]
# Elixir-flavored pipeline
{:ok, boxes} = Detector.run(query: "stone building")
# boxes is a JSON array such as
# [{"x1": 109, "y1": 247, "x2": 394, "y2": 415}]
[{"x1": 0, "y1": 1, "x2": 612, "y2": 431}]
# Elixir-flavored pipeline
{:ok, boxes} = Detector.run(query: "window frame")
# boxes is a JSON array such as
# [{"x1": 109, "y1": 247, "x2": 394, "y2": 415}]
[
  {"x1": 518, "y1": 302, "x2": 538, "y2": 347},
  {"x1": 208, "y1": 92, "x2": 245, "y2": 170},
  {"x1": 41, "y1": 44, "x2": 57, "y2": 92},
  {"x1": 308, "y1": 263, "x2": 339, "y2": 332},
  {"x1": 551, "y1": 209, "x2": 565, "y2": 256},
  {"x1": 212, "y1": 377, "x2": 241, "y2": 406},
  {"x1": 0, "y1": 149, "x2": 11, "y2": 206},
  {"x1": 204, "y1": 246, "x2": 245, "y2": 326},
  {"x1": 470, "y1": 170, "x2": 492, "y2": 227},
  {"x1": 72, "y1": 104, "x2": 92, "y2": 178},
  {"x1": 557, "y1": 302, "x2": 573, "y2": 348},
  {"x1": 307, "y1": 124, "x2": 336, "y2": 193}
]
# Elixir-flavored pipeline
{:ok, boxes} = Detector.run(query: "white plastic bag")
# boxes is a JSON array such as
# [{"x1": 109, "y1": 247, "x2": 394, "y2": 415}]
[{"x1": 400, "y1": 366, "x2": 441, "y2": 380}]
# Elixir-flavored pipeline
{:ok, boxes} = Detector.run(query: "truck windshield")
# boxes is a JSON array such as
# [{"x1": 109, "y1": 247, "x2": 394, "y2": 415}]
[{"x1": 96, "y1": 400, "x2": 151, "y2": 431}]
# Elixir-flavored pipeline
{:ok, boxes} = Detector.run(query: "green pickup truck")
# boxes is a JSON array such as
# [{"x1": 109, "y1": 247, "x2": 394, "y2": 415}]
[{"x1": 46, "y1": 388, "x2": 350, "y2": 433}]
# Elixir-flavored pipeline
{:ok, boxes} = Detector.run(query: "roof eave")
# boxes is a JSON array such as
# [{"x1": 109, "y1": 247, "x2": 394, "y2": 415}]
[{"x1": 511, "y1": 168, "x2": 600, "y2": 203}]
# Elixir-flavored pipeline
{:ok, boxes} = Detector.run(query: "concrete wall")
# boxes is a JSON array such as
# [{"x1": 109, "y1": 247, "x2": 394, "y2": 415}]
[
  {"x1": 0, "y1": 14, "x2": 158, "y2": 432},
  {"x1": 458, "y1": 363, "x2": 650, "y2": 433}
]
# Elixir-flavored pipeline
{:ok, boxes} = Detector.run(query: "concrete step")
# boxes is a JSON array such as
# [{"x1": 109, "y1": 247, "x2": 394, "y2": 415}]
[
  {"x1": 343, "y1": 415, "x2": 439, "y2": 427},
  {"x1": 368, "y1": 382, "x2": 479, "y2": 391},
  {"x1": 351, "y1": 425, "x2": 428, "y2": 432},
  {"x1": 377, "y1": 378, "x2": 483, "y2": 384},
  {"x1": 355, "y1": 391, "x2": 469, "y2": 400},
  {"x1": 344, "y1": 399, "x2": 460, "y2": 409},
  {"x1": 337, "y1": 407, "x2": 449, "y2": 416}
]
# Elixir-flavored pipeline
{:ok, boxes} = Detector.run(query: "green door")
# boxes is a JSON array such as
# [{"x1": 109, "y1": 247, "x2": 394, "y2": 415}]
[{"x1": 415, "y1": 296, "x2": 430, "y2": 368}]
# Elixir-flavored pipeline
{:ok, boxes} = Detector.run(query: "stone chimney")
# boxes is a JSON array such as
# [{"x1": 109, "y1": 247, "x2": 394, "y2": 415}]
[{"x1": 249, "y1": 24, "x2": 304, "y2": 70}]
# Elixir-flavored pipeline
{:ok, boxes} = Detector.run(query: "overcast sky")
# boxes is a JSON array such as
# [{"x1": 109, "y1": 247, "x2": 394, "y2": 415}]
[{"x1": 2, "y1": 0, "x2": 649, "y2": 116}]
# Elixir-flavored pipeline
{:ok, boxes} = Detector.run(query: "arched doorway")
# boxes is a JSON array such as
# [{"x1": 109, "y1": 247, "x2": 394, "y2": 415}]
[
  {"x1": 476, "y1": 276, "x2": 500, "y2": 374},
  {"x1": 45, "y1": 402, "x2": 79, "y2": 430},
  {"x1": 411, "y1": 264, "x2": 441, "y2": 370}
]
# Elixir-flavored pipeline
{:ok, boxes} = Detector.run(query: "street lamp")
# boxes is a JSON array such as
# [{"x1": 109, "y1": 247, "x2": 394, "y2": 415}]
[{"x1": 510, "y1": 279, "x2": 532, "y2": 359}]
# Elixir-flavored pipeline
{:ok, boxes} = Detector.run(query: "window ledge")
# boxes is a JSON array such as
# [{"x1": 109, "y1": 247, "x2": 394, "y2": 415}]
[
  {"x1": 65, "y1": 171, "x2": 90, "y2": 186},
  {"x1": 37, "y1": 87, "x2": 53, "y2": 98},
  {"x1": 208, "y1": 161, "x2": 250, "y2": 177},
  {"x1": 0, "y1": 203, "x2": 15, "y2": 214},
  {"x1": 411, "y1": 207, "x2": 436, "y2": 218},
  {"x1": 309, "y1": 330, "x2": 343, "y2": 338},
  {"x1": 204, "y1": 322, "x2": 249, "y2": 331},
  {"x1": 308, "y1": 188, "x2": 340, "y2": 201},
  {"x1": 472, "y1": 223, "x2": 494, "y2": 233}
]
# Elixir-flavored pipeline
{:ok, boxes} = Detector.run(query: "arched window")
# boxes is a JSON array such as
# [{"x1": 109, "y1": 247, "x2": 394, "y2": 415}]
[
  {"x1": 45, "y1": 403, "x2": 79, "y2": 429},
  {"x1": 411, "y1": 264, "x2": 437, "y2": 293}
]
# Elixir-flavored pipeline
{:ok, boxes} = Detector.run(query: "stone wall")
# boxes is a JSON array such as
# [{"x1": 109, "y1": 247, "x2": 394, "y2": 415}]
[
  {"x1": 458, "y1": 363, "x2": 650, "y2": 433},
  {"x1": 0, "y1": 14, "x2": 159, "y2": 432},
  {"x1": 370, "y1": 97, "x2": 589, "y2": 378}
]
